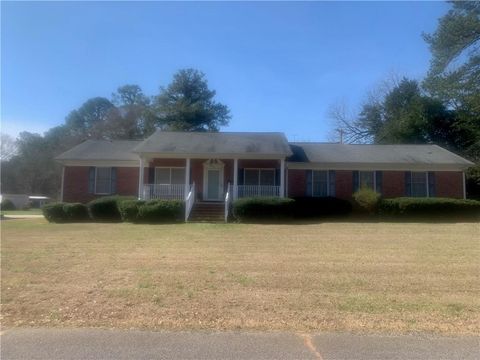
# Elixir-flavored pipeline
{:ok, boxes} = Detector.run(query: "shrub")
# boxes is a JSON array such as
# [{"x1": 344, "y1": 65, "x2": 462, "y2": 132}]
[
  {"x1": 63, "y1": 203, "x2": 89, "y2": 222},
  {"x1": 137, "y1": 200, "x2": 184, "y2": 223},
  {"x1": 118, "y1": 199, "x2": 145, "y2": 222},
  {"x1": 87, "y1": 196, "x2": 135, "y2": 222},
  {"x1": 378, "y1": 197, "x2": 480, "y2": 220},
  {"x1": 42, "y1": 202, "x2": 69, "y2": 223},
  {"x1": 1, "y1": 199, "x2": 15, "y2": 211},
  {"x1": 232, "y1": 197, "x2": 294, "y2": 222},
  {"x1": 292, "y1": 197, "x2": 352, "y2": 218},
  {"x1": 353, "y1": 188, "x2": 381, "y2": 213}
]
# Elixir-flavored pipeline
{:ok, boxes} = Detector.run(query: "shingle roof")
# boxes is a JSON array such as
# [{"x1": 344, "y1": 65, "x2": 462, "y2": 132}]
[
  {"x1": 133, "y1": 131, "x2": 292, "y2": 157},
  {"x1": 289, "y1": 143, "x2": 474, "y2": 167},
  {"x1": 56, "y1": 140, "x2": 141, "y2": 161}
]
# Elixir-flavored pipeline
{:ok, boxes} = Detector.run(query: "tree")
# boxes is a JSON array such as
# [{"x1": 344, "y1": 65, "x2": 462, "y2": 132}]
[
  {"x1": 0, "y1": 133, "x2": 18, "y2": 161},
  {"x1": 154, "y1": 69, "x2": 231, "y2": 131},
  {"x1": 423, "y1": 1, "x2": 480, "y2": 160}
]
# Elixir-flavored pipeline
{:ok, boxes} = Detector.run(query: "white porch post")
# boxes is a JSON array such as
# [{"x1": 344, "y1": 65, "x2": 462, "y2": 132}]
[
  {"x1": 185, "y1": 158, "x2": 191, "y2": 199},
  {"x1": 463, "y1": 171, "x2": 467, "y2": 199},
  {"x1": 60, "y1": 166, "x2": 65, "y2": 202},
  {"x1": 138, "y1": 157, "x2": 145, "y2": 200},
  {"x1": 233, "y1": 158, "x2": 238, "y2": 200},
  {"x1": 280, "y1": 158, "x2": 285, "y2": 198}
]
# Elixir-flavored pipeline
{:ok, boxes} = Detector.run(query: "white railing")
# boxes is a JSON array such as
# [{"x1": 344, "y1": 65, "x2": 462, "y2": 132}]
[
  {"x1": 235, "y1": 185, "x2": 280, "y2": 198},
  {"x1": 224, "y1": 182, "x2": 231, "y2": 223},
  {"x1": 143, "y1": 184, "x2": 185, "y2": 200},
  {"x1": 185, "y1": 183, "x2": 196, "y2": 222}
]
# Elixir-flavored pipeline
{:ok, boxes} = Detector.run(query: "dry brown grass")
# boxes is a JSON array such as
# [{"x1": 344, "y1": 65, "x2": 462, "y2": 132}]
[{"x1": 1, "y1": 219, "x2": 479, "y2": 335}]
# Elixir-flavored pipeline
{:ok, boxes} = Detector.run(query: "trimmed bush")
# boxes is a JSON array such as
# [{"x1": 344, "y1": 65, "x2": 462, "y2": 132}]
[
  {"x1": 42, "y1": 202, "x2": 69, "y2": 223},
  {"x1": 292, "y1": 197, "x2": 352, "y2": 218},
  {"x1": 353, "y1": 188, "x2": 381, "y2": 214},
  {"x1": 233, "y1": 197, "x2": 295, "y2": 222},
  {"x1": 118, "y1": 199, "x2": 145, "y2": 222},
  {"x1": 378, "y1": 197, "x2": 480, "y2": 220},
  {"x1": 1, "y1": 199, "x2": 15, "y2": 211},
  {"x1": 137, "y1": 200, "x2": 184, "y2": 223},
  {"x1": 63, "y1": 203, "x2": 89, "y2": 222},
  {"x1": 88, "y1": 196, "x2": 135, "y2": 222}
]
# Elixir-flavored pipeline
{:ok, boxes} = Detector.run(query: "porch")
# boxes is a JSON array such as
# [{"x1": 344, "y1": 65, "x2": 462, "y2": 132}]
[
  {"x1": 138, "y1": 158, "x2": 286, "y2": 202},
  {"x1": 142, "y1": 183, "x2": 282, "y2": 201}
]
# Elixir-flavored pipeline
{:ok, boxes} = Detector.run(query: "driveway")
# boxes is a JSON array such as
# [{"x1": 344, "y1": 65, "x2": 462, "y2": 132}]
[{"x1": 1, "y1": 328, "x2": 478, "y2": 360}]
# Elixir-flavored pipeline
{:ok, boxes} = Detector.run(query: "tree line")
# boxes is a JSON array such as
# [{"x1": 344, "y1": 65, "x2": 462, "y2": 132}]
[
  {"x1": 1, "y1": 69, "x2": 231, "y2": 197},
  {"x1": 329, "y1": 2, "x2": 480, "y2": 197}
]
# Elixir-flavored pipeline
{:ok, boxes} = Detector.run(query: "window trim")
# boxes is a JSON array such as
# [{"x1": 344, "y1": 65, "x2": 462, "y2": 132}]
[
  {"x1": 154, "y1": 166, "x2": 186, "y2": 185},
  {"x1": 410, "y1": 171, "x2": 429, "y2": 197},
  {"x1": 94, "y1": 167, "x2": 112, "y2": 195},
  {"x1": 243, "y1": 168, "x2": 276, "y2": 186},
  {"x1": 312, "y1": 170, "x2": 329, "y2": 197}
]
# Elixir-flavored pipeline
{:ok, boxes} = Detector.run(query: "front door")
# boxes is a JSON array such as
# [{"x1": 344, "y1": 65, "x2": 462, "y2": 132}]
[
  {"x1": 203, "y1": 159, "x2": 224, "y2": 201},
  {"x1": 206, "y1": 169, "x2": 221, "y2": 200}
]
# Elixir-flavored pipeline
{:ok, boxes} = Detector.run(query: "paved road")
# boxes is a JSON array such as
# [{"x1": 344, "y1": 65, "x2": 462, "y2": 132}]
[{"x1": 1, "y1": 328, "x2": 478, "y2": 360}]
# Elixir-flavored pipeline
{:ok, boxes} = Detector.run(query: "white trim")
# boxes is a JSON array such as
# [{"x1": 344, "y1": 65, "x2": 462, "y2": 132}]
[
  {"x1": 463, "y1": 171, "x2": 467, "y2": 199},
  {"x1": 280, "y1": 159, "x2": 285, "y2": 198},
  {"x1": 243, "y1": 168, "x2": 276, "y2": 186},
  {"x1": 138, "y1": 158, "x2": 145, "y2": 199},
  {"x1": 58, "y1": 160, "x2": 138, "y2": 167},
  {"x1": 154, "y1": 166, "x2": 186, "y2": 185},
  {"x1": 233, "y1": 158, "x2": 238, "y2": 200},
  {"x1": 203, "y1": 159, "x2": 225, "y2": 201},
  {"x1": 185, "y1": 158, "x2": 190, "y2": 201},
  {"x1": 311, "y1": 170, "x2": 330, "y2": 197},
  {"x1": 94, "y1": 167, "x2": 113, "y2": 195},
  {"x1": 287, "y1": 162, "x2": 470, "y2": 172},
  {"x1": 60, "y1": 166, "x2": 65, "y2": 202},
  {"x1": 410, "y1": 171, "x2": 429, "y2": 198}
]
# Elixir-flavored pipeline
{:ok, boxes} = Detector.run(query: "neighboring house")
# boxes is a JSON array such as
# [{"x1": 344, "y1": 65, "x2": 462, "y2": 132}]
[{"x1": 56, "y1": 131, "x2": 473, "y2": 220}]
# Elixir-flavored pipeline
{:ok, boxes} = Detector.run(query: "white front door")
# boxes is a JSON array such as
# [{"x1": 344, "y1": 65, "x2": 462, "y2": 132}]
[{"x1": 203, "y1": 160, "x2": 224, "y2": 201}]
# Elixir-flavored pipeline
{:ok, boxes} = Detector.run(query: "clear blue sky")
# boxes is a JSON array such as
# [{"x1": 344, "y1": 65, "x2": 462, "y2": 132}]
[{"x1": 2, "y1": 1, "x2": 448, "y2": 141}]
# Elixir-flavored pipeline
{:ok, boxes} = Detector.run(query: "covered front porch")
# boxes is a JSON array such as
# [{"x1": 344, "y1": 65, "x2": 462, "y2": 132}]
[{"x1": 138, "y1": 157, "x2": 286, "y2": 202}]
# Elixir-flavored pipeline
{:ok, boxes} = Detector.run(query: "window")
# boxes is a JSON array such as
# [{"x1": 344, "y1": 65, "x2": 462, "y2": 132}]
[
  {"x1": 244, "y1": 169, "x2": 275, "y2": 186},
  {"x1": 411, "y1": 172, "x2": 427, "y2": 197},
  {"x1": 359, "y1": 171, "x2": 374, "y2": 190},
  {"x1": 312, "y1": 170, "x2": 328, "y2": 197},
  {"x1": 95, "y1": 167, "x2": 112, "y2": 194},
  {"x1": 155, "y1": 167, "x2": 185, "y2": 185}
]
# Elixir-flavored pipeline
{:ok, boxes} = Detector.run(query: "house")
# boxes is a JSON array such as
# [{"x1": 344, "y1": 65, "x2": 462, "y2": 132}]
[{"x1": 56, "y1": 131, "x2": 473, "y2": 220}]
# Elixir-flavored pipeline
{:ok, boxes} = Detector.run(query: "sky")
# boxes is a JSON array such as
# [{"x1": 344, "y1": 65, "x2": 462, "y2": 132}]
[{"x1": 2, "y1": 1, "x2": 449, "y2": 142}]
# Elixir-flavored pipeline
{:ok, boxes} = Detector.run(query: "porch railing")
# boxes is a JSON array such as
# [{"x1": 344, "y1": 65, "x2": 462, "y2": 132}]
[
  {"x1": 224, "y1": 182, "x2": 231, "y2": 223},
  {"x1": 143, "y1": 184, "x2": 185, "y2": 200},
  {"x1": 185, "y1": 183, "x2": 196, "y2": 222},
  {"x1": 235, "y1": 185, "x2": 280, "y2": 198}
]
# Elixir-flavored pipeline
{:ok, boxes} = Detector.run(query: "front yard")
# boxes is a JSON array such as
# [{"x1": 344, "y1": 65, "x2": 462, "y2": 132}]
[{"x1": 1, "y1": 219, "x2": 479, "y2": 335}]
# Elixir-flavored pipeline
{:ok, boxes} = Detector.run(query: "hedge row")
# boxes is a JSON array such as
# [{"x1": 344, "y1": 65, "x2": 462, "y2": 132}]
[
  {"x1": 43, "y1": 196, "x2": 184, "y2": 223},
  {"x1": 378, "y1": 197, "x2": 480, "y2": 219},
  {"x1": 232, "y1": 196, "x2": 352, "y2": 222}
]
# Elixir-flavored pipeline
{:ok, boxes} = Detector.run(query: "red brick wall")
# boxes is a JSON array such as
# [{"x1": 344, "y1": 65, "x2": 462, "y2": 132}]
[
  {"x1": 435, "y1": 171, "x2": 463, "y2": 199},
  {"x1": 382, "y1": 171, "x2": 405, "y2": 198},
  {"x1": 287, "y1": 169, "x2": 306, "y2": 197},
  {"x1": 63, "y1": 166, "x2": 139, "y2": 203},
  {"x1": 335, "y1": 170, "x2": 353, "y2": 200}
]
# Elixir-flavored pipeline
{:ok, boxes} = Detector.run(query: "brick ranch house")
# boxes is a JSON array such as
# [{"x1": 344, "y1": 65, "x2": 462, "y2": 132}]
[{"x1": 56, "y1": 131, "x2": 473, "y2": 221}]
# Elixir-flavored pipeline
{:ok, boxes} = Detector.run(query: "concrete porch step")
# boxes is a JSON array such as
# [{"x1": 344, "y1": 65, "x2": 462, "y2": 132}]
[{"x1": 188, "y1": 202, "x2": 225, "y2": 222}]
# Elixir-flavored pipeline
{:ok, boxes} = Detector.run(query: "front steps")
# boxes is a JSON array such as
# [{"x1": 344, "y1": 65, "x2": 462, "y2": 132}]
[{"x1": 188, "y1": 202, "x2": 225, "y2": 222}]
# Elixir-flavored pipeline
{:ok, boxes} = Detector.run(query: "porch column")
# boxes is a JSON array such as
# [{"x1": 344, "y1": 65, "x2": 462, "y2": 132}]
[
  {"x1": 280, "y1": 158, "x2": 285, "y2": 198},
  {"x1": 60, "y1": 165, "x2": 65, "y2": 202},
  {"x1": 185, "y1": 158, "x2": 191, "y2": 199},
  {"x1": 233, "y1": 158, "x2": 238, "y2": 200},
  {"x1": 138, "y1": 157, "x2": 145, "y2": 200}
]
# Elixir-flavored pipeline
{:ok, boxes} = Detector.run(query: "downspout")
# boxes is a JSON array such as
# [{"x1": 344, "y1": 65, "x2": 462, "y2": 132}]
[{"x1": 462, "y1": 171, "x2": 467, "y2": 200}]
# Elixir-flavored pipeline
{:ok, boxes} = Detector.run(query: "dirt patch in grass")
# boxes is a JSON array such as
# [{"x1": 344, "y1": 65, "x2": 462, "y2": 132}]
[{"x1": 1, "y1": 219, "x2": 479, "y2": 335}]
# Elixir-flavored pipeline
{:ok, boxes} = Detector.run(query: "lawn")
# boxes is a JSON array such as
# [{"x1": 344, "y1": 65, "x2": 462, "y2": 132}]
[
  {"x1": 1, "y1": 219, "x2": 479, "y2": 335},
  {"x1": 1, "y1": 209, "x2": 43, "y2": 216}
]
